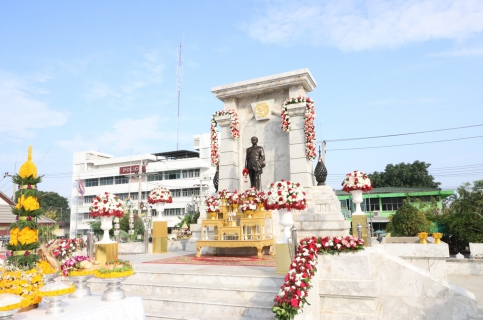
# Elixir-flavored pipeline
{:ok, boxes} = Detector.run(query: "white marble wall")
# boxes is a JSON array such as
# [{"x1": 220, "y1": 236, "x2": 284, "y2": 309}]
[
  {"x1": 313, "y1": 248, "x2": 478, "y2": 319},
  {"x1": 447, "y1": 259, "x2": 483, "y2": 275},
  {"x1": 372, "y1": 242, "x2": 449, "y2": 279}
]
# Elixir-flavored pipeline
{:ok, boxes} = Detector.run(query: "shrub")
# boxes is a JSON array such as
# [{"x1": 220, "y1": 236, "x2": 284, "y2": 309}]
[{"x1": 387, "y1": 203, "x2": 430, "y2": 236}]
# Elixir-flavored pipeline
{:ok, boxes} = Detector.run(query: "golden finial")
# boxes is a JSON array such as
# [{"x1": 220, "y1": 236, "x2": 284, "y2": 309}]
[{"x1": 18, "y1": 146, "x2": 38, "y2": 178}]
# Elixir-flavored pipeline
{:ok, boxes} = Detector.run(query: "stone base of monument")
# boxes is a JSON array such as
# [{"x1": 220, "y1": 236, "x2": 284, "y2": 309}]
[{"x1": 293, "y1": 185, "x2": 351, "y2": 238}]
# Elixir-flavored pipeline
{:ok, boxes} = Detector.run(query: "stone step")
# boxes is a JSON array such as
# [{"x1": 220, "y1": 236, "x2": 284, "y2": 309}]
[
  {"x1": 146, "y1": 310, "x2": 271, "y2": 320},
  {"x1": 120, "y1": 270, "x2": 284, "y2": 287},
  {"x1": 296, "y1": 220, "x2": 350, "y2": 230},
  {"x1": 320, "y1": 295, "x2": 379, "y2": 314},
  {"x1": 89, "y1": 278, "x2": 278, "y2": 301},
  {"x1": 320, "y1": 309, "x2": 382, "y2": 320},
  {"x1": 139, "y1": 292, "x2": 275, "y2": 319},
  {"x1": 293, "y1": 213, "x2": 347, "y2": 222},
  {"x1": 297, "y1": 230, "x2": 350, "y2": 238},
  {"x1": 319, "y1": 279, "x2": 379, "y2": 297}
]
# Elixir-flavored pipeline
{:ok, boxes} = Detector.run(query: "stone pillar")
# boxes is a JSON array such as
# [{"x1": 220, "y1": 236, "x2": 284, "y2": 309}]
[
  {"x1": 287, "y1": 102, "x2": 313, "y2": 191},
  {"x1": 216, "y1": 115, "x2": 239, "y2": 191}
]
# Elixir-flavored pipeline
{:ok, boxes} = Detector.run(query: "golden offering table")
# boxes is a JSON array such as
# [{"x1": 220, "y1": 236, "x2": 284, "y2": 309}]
[{"x1": 198, "y1": 208, "x2": 274, "y2": 259}]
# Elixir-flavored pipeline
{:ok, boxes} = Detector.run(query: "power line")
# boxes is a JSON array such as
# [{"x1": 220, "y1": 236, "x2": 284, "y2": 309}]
[
  {"x1": 327, "y1": 135, "x2": 483, "y2": 151},
  {"x1": 324, "y1": 123, "x2": 483, "y2": 142},
  {"x1": 317, "y1": 102, "x2": 483, "y2": 126}
]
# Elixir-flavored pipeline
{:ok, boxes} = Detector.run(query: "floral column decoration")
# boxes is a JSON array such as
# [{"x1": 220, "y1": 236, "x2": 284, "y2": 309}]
[
  {"x1": 2, "y1": 146, "x2": 44, "y2": 308},
  {"x1": 210, "y1": 109, "x2": 240, "y2": 167},
  {"x1": 89, "y1": 192, "x2": 124, "y2": 244},
  {"x1": 341, "y1": 170, "x2": 373, "y2": 215},
  {"x1": 265, "y1": 180, "x2": 307, "y2": 243},
  {"x1": 148, "y1": 186, "x2": 173, "y2": 221},
  {"x1": 281, "y1": 97, "x2": 316, "y2": 161}
]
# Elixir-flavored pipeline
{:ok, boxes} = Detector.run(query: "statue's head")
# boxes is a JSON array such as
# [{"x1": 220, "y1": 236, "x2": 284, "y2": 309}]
[{"x1": 251, "y1": 136, "x2": 258, "y2": 144}]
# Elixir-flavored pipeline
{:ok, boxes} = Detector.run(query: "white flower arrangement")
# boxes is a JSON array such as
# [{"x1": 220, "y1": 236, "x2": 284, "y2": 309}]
[
  {"x1": 264, "y1": 180, "x2": 306, "y2": 211},
  {"x1": 341, "y1": 170, "x2": 373, "y2": 192},
  {"x1": 89, "y1": 192, "x2": 124, "y2": 218},
  {"x1": 148, "y1": 186, "x2": 173, "y2": 204}
]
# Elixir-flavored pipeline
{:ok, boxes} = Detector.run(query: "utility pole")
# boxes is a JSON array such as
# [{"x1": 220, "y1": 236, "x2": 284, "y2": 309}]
[{"x1": 176, "y1": 41, "x2": 183, "y2": 150}]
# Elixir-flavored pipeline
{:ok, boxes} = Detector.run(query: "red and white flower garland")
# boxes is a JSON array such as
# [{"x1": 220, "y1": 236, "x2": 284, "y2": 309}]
[
  {"x1": 341, "y1": 170, "x2": 373, "y2": 193},
  {"x1": 281, "y1": 97, "x2": 317, "y2": 161},
  {"x1": 148, "y1": 185, "x2": 173, "y2": 204},
  {"x1": 89, "y1": 192, "x2": 124, "y2": 218},
  {"x1": 272, "y1": 235, "x2": 365, "y2": 319},
  {"x1": 264, "y1": 180, "x2": 307, "y2": 211},
  {"x1": 210, "y1": 109, "x2": 240, "y2": 166}
]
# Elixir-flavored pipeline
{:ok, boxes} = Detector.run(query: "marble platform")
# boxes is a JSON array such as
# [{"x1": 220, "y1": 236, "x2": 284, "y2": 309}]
[
  {"x1": 293, "y1": 185, "x2": 351, "y2": 239},
  {"x1": 373, "y1": 238, "x2": 450, "y2": 279},
  {"x1": 307, "y1": 248, "x2": 478, "y2": 320},
  {"x1": 88, "y1": 252, "x2": 283, "y2": 319}
]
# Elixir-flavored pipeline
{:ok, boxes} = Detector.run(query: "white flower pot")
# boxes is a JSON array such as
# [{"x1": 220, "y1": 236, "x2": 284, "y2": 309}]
[
  {"x1": 278, "y1": 208, "x2": 294, "y2": 244},
  {"x1": 99, "y1": 216, "x2": 115, "y2": 244},
  {"x1": 350, "y1": 190, "x2": 364, "y2": 216},
  {"x1": 153, "y1": 202, "x2": 165, "y2": 221}
]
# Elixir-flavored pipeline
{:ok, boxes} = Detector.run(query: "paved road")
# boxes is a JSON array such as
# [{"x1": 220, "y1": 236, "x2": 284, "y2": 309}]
[{"x1": 448, "y1": 274, "x2": 483, "y2": 319}]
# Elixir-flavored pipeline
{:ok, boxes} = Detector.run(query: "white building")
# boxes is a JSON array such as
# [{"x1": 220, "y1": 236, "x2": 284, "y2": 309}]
[{"x1": 70, "y1": 134, "x2": 216, "y2": 237}]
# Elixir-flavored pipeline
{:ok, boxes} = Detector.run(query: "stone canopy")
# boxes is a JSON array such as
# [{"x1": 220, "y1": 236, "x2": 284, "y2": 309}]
[{"x1": 211, "y1": 68, "x2": 317, "y2": 193}]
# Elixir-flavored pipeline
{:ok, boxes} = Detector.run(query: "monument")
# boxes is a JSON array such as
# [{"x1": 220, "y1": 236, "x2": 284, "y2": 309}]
[{"x1": 210, "y1": 68, "x2": 350, "y2": 242}]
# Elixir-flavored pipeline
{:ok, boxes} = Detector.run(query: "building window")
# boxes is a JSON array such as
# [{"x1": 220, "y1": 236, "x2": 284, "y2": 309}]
[
  {"x1": 182, "y1": 169, "x2": 200, "y2": 179},
  {"x1": 83, "y1": 213, "x2": 91, "y2": 219},
  {"x1": 381, "y1": 197, "x2": 405, "y2": 211},
  {"x1": 100, "y1": 177, "x2": 114, "y2": 186},
  {"x1": 84, "y1": 195, "x2": 95, "y2": 204},
  {"x1": 164, "y1": 208, "x2": 184, "y2": 216},
  {"x1": 164, "y1": 170, "x2": 180, "y2": 180},
  {"x1": 148, "y1": 172, "x2": 163, "y2": 181},
  {"x1": 85, "y1": 178, "x2": 98, "y2": 187},
  {"x1": 365, "y1": 198, "x2": 380, "y2": 211},
  {"x1": 115, "y1": 176, "x2": 129, "y2": 184},
  {"x1": 171, "y1": 189, "x2": 181, "y2": 197}
]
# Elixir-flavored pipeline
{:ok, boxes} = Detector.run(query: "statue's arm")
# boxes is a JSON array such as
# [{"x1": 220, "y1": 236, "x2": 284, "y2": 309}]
[{"x1": 245, "y1": 148, "x2": 249, "y2": 168}]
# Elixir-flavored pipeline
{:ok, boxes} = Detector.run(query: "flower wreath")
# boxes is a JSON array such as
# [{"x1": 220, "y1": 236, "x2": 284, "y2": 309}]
[
  {"x1": 281, "y1": 97, "x2": 316, "y2": 160},
  {"x1": 210, "y1": 109, "x2": 240, "y2": 166}
]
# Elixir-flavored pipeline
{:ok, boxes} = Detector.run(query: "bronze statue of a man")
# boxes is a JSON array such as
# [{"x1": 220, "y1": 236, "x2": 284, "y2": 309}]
[{"x1": 245, "y1": 136, "x2": 265, "y2": 190}]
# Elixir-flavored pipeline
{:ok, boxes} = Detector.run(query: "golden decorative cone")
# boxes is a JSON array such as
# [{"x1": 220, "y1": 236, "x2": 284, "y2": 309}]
[{"x1": 18, "y1": 146, "x2": 37, "y2": 178}]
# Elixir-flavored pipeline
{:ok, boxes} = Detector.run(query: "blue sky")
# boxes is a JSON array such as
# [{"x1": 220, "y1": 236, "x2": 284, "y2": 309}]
[{"x1": 1, "y1": 0, "x2": 483, "y2": 200}]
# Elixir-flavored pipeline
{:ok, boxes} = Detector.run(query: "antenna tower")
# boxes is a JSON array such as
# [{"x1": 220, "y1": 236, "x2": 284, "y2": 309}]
[{"x1": 176, "y1": 41, "x2": 183, "y2": 150}]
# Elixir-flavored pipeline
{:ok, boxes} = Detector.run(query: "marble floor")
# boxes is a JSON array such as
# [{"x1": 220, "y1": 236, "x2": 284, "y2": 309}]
[{"x1": 448, "y1": 274, "x2": 483, "y2": 320}]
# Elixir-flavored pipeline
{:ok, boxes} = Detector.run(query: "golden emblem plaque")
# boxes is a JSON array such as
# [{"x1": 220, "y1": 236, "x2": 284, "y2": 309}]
[{"x1": 254, "y1": 102, "x2": 269, "y2": 118}]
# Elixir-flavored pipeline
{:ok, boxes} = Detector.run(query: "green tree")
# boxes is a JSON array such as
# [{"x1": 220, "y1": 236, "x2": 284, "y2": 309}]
[
  {"x1": 433, "y1": 180, "x2": 483, "y2": 245},
  {"x1": 386, "y1": 202, "x2": 431, "y2": 236},
  {"x1": 119, "y1": 212, "x2": 145, "y2": 240},
  {"x1": 37, "y1": 191, "x2": 70, "y2": 221},
  {"x1": 175, "y1": 212, "x2": 200, "y2": 229},
  {"x1": 368, "y1": 161, "x2": 440, "y2": 188}
]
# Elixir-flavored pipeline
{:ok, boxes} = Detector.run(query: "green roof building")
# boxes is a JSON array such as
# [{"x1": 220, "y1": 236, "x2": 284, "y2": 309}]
[{"x1": 335, "y1": 187, "x2": 454, "y2": 231}]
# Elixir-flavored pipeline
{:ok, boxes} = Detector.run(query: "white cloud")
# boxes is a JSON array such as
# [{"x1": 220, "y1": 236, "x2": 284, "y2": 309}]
[
  {"x1": 56, "y1": 115, "x2": 171, "y2": 154},
  {"x1": 429, "y1": 47, "x2": 483, "y2": 57},
  {"x1": 247, "y1": 0, "x2": 483, "y2": 51},
  {"x1": 0, "y1": 72, "x2": 68, "y2": 137}
]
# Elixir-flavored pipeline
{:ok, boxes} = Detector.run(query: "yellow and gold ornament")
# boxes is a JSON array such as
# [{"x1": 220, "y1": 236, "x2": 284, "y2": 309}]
[{"x1": 3, "y1": 147, "x2": 45, "y2": 309}]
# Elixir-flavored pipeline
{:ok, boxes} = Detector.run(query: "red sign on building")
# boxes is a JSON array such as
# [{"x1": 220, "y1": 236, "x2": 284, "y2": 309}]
[{"x1": 119, "y1": 165, "x2": 146, "y2": 175}]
